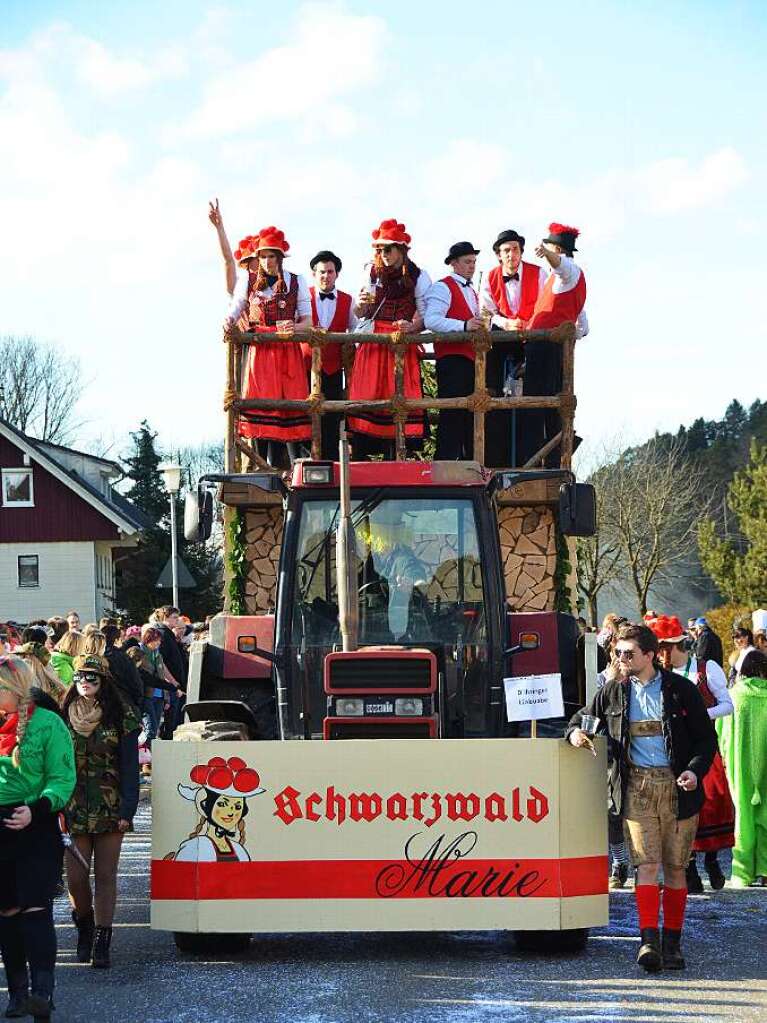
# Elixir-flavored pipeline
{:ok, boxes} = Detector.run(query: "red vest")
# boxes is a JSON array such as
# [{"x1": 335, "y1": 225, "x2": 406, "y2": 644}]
[
  {"x1": 247, "y1": 271, "x2": 299, "y2": 328},
  {"x1": 434, "y1": 276, "x2": 476, "y2": 361},
  {"x1": 528, "y1": 266, "x2": 587, "y2": 330},
  {"x1": 304, "y1": 288, "x2": 352, "y2": 375},
  {"x1": 487, "y1": 262, "x2": 541, "y2": 324}
]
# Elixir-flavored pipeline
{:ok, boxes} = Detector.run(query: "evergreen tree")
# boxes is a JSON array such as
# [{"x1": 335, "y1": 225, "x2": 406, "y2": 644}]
[
  {"x1": 699, "y1": 441, "x2": 767, "y2": 606},
  {"x1": 123, "y1": 421, "x2": 168, "y2": 522}
]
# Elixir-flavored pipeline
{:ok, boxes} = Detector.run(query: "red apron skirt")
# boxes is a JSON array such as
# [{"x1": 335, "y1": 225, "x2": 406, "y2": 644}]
[
  {"x1": 693, "y1": 750, "x2": 735, "y2": 853},
  {"x1": 239, "y1": 328, "x2": 311, "y2": 442},
  {"x1": 348, "y1": 321, "x2": 423, "y2": 439}
]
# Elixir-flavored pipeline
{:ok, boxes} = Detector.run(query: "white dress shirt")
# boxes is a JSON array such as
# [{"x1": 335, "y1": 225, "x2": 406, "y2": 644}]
[
  {"x1": 479, "y1": 263, "x2": 548, "y2": 329},
  {"x1": 674, "y1": 655, "x2": 734, "y2": 720},
  {"x1": 359, "y1": 268, "x2": 432, "y2": 319},
  {"x1": 228, "y1": 269, "x2": 312, "y2": 322},
  {"x1": 313, "y1": 288, "x2": 359, "y2": 331},
  {"x1": 550, "y1": 254, "x2": 589, "y2": 339},
  {"x1": 424, "y1": 273, "x2": 478, "y2": 332}
]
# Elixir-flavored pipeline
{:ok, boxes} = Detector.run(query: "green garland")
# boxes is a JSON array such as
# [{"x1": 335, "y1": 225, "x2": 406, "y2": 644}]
[
  {"x1": 226, "y1": 508, "x2": 246, "y2": 615},
  {"x1": 554, "y1": 524, "x2": 573, "y2": 614}
]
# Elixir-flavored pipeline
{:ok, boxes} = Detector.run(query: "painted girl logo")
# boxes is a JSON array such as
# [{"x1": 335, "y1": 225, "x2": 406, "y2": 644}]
[{"x1": 171, "y1": 756, "x2": 265, "y2": 863}]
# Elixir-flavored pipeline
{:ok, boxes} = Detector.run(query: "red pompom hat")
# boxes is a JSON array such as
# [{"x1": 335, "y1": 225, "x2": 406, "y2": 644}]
[
  {"x1": 544, "y1": 222, "x2": 580, "y2": 253},
  {"x1": 372, "y1": 218, "x2": 411, "y2": 247},
  {"x1": 178, "y1": 756, "x2": 266, "y2": 801},
  {"x1": 254, "y1": 226, "x2": 290, "y2": 256},
  {"x1": 234, "y1": 234, "x2": 260, "y2": 266},
  {"x1": 646, "y1": 614, "x2": 686, "y2": 644}
]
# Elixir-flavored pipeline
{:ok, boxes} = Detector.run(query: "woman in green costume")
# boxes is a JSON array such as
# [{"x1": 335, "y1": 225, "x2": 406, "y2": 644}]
[{"x1": 719, "y1": 649, "x2": 767, "y2": 886}]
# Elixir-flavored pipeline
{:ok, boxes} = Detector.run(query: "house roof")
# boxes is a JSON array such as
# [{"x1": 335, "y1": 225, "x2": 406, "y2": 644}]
[
  {"x1": 0, "y1": 417, "x2": 150, "y2": 535},
  {"x1": 34, "y1": 438, "x2": 122, "y2": 475}
]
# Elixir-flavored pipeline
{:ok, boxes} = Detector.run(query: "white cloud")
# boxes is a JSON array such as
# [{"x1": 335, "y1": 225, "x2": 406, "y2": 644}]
[
  {"x1": 178, "y1": 3, "x2": 388, "y2": 138},
  {"x1": 634, "y1": 147, "x2": 749, "y2": 214}
]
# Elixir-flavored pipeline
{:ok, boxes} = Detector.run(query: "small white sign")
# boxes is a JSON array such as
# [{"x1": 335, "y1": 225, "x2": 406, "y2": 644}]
[{"x1": 504, "y1": 673, "x2": 564, "y2": 722}]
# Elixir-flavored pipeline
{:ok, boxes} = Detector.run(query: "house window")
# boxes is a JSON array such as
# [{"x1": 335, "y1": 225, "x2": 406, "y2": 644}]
[
  {"x1": 2, "y1": 468, "x2": 34, "y2": 507},
  {"x1": 18, "y1": 555, "x2": 39, "y2": 588}
]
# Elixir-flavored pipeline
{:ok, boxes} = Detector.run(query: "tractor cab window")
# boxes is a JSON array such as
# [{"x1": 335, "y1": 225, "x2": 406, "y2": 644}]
[{"x1": 293, "y1": 496, "x2": 487, "y2": 648}]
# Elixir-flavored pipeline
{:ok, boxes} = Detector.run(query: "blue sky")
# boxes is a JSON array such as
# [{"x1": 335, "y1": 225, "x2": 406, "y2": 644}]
[{"x1": 1, "y1": 1, "x2": 765, "y2": 463}]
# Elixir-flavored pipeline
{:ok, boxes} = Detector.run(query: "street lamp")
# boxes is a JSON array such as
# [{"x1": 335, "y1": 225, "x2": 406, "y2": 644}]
[{"x1": 159, "y1": 462, "x2": 182, "y2": 608}]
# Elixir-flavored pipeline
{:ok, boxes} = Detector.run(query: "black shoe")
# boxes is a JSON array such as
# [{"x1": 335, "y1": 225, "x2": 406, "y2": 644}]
[
  {"x1": 685, "y1": 861, "x2": 704, "y2": 894},
  {"x1": 72, "y1": 909, "x2": 95, "y2": 963},
  {"x1": 91, "y1": 926, "x2": 112, "y2": 969},
  {"x1": 24, "y1": 970, "x2": 54, "y2": 1020},
  {"x1": 636, "y1": 927, "x2": 662, "y2": 972},
  {"x1": 4, "y1": 988, "x2": 28, "y2": 1019},
  {"x1": 661, "y1": 928, "x2": 686, "y2": 969},
  {"x1": 704, "y1": 855, "x2": 726, "y2": 891},
  {"x1": 609, "y1": 863, "x2": 629, "y2": 890}
]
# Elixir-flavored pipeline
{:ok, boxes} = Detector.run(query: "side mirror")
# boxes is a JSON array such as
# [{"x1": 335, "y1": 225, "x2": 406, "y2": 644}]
[
  {"x1": 184, "y1": 487, "x2": 213, "y2": 542},
  {"x1": 559, "y1": 482, "x2": 596, "y2": 537}
]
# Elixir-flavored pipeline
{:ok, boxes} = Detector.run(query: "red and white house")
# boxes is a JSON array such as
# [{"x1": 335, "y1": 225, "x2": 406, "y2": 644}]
[{"x1": 0, "y1": 417, "x2": 149, "y2": 623}]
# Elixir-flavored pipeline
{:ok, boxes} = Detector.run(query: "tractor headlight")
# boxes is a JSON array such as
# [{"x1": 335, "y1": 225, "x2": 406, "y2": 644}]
[
  {"x1": 394, "y1": 698, "x2": 423, "y2": 716},
  {"x1": 336, "y1": 698, "x2": 365, "y2": 717}
]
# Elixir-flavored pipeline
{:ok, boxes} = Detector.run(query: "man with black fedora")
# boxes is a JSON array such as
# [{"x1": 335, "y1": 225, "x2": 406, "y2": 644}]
[
  {"x1": 519, "y1": 223, "x2": 589, "y2": 466},
  {"x1": 480, "y1": 229, "x2": 547, "y2": 467},
  {"x1": 425, "y1": 241, "x2": 484, "y2": 460},
  {"x1": 304, "y1": 249, "x2": 357, "y2": 458}
]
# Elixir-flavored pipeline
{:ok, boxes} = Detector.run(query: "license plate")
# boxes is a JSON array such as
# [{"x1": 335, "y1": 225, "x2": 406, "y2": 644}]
[{"x1": 364, "y1": 701, "x2": 394, "y2": 715}]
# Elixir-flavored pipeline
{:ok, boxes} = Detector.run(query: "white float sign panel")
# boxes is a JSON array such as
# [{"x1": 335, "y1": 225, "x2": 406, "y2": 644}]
[
  {"x1": 150, "y1": 737, "x2": 606, "y2": 934},
  {"x1": 504, "y1": 673, "x2": 564, "y2": 722}
]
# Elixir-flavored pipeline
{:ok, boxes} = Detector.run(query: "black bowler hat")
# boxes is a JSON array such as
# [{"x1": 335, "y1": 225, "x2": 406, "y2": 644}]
[
  {"x1": 492, "y1": 229, "x2": 525, "y2": 254},
  {"x1": 444, "y1": 241, "x2": 480, "y2": 265},
  {"x1": 310, "y1": 249, "x2": 342, "y2": 272}
]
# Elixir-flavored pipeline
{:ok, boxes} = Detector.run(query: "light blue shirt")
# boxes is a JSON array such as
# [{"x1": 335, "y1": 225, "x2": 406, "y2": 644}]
[{"x1": 628, "y1": 672, "x2": 670, "y2": 768}]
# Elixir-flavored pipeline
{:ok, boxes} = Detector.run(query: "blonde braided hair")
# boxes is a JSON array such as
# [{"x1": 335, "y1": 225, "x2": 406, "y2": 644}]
[{"x1": 0, "y1": 655, "x2": 35, "y2": 768}]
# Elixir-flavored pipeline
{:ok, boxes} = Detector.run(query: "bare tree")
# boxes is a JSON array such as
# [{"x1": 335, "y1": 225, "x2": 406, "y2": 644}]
[
  {"x1": 601, "y1": 436, "x2": 710, "y2": 615},
  {"x1": 577, "y1": 503, "x2": 622, "y2": 625},
  {"x1": 0, "y1": 335, "x2": 84, "y2": 443}
]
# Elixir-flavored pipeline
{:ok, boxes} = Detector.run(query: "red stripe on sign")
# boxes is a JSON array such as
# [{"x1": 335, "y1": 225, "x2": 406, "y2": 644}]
[{"x1": 151, "y1": 855, "x2": 607, "y2": 900}]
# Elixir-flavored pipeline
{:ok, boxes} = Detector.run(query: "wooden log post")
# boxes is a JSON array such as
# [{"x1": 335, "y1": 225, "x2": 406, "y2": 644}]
[
  {"x1": 472, "y1": 332, "x2": 491, "y2": 465},
  {"x1": 391, "y1": 333, "x2": 406, "y2": 462},
  {"x1": 224, "y1": 327, "x2": 238, "y2": 474},
  {"x1": 559, "y1": 327, "x2": 576, "y2": 470},
  {"x1": 309, "y1": 333, "x2": 324, "y2": 461}
]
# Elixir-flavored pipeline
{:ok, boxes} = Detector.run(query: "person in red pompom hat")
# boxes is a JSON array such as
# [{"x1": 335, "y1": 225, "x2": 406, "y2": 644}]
[
  {"x1": 172, "y1": 756, "x2": 266, "y2": 862},
  {"x1": 514, "y1": 222, "x2": 589, "y2": 467},
  {"x1": 347, "y1": 219, "x2": 432, "y2": 457},
  {"x1": 647, "y1": 613, "x2": 735, "y2": 894},
  {"x1": 225, "y1": 224, "x2": 312, "y2": 465}
]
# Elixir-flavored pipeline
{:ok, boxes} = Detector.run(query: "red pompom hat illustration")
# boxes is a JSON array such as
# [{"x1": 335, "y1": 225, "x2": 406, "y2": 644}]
[
  {"x1": 543, "y1": 222, "x2": 580, "y2": 253},
  {"x1": 178, "y1": 756, "x2": 266, "y2": 802},
  {"x1": 371, "y1": 218, "x2": 411, "y2": 247},
  {"x1": 645, "y1": 614, "x2": 686, "y2": 644}
]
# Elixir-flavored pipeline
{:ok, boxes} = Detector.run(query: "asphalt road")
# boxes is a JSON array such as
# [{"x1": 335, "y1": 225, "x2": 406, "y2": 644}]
[{"x1": 42, "y1": 791, "x2": 766, "y2": 1023}]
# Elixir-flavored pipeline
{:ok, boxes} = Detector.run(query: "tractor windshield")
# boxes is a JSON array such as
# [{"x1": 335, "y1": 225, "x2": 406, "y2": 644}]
[{"x1": 292, "y1": 496, "x2": 487, "y2": 648}]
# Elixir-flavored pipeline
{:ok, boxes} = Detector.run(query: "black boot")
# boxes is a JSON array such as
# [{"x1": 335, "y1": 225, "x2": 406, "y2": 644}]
[
  {"x1": 685, "y1": 859, "x2": 704, "y2": 894},
  {"x1": 91, "y1": 926, "x2": 112, "y2": 969},
  {"x1": 636, "y1": 927, "x2": 662, "y2": 972},
  {"x1": 72, "y1": 909, "x2": 95, "y2": 963},
  {"x1": 661, "y1": 928, "x2": 686, "y2": 969},
  {"x1": 24, "y1": 970, "x2": 54, "y2": 1020},
  {"x1": 0, "y1": 914, "x2": 28, "y2": 1019},
  {"x1": 704, "y1": 853, "x2": 726, "y2": 891}
]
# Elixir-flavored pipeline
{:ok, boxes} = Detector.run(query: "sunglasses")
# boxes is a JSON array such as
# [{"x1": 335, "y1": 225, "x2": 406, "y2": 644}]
[
  {"x1": 615, "y1": 648, "x2": 636, "y2": 660},
  {"x1": 73, "y1": 672, "x2": 102, "y2": 684},
  {"x1": 374, "y1": 245, "x2": 396, "y2": 254}
]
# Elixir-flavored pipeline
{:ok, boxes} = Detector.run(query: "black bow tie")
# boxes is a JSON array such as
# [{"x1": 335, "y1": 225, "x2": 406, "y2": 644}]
[
  {"x1": 319, "y1": 292, "x2": 335, "y2": 301},
  {"x1": 265, "y1": 274, "x2": 278, "y2": 288},
  {"x1": 503, "y1": 272, "x2": 519, "y2": 283},
  {"x1": 460, "y1": 280, "x2": 473, "y2": 288}
]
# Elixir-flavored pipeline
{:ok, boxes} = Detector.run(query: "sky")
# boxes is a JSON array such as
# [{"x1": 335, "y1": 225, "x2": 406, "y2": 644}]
[{"x1": 1, "y1": 0, "x2": 765, "y2": 465}]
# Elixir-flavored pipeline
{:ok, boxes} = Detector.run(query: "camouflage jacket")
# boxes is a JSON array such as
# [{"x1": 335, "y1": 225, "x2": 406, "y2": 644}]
[{"x1": 66, "y1": 704, "x2": 141, "y2": 835}]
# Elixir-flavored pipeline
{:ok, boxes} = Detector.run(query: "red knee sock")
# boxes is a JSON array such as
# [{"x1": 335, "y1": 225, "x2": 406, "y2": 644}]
[
  {"x1": 635, "y1": 884, "x2": 661, "y2": 929},
  {"x1": 663, "y1": 885, "x2": 688, "y2": 930}
]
